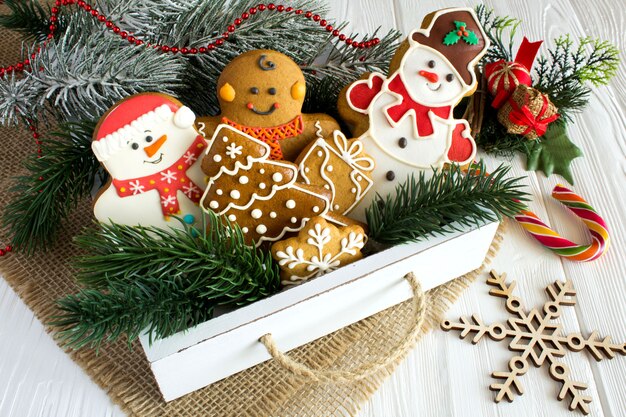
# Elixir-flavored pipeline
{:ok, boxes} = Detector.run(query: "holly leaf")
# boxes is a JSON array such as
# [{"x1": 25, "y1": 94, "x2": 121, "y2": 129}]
[
  {"x1": 444, "y1": 31, "x2": 461, "y2": 46},
  {"x1": 464, "y1": 30, "x2": 479, "y2": 45},
  {"x1": 525, "y1": 123, "x2": 583, "y2": 184}
]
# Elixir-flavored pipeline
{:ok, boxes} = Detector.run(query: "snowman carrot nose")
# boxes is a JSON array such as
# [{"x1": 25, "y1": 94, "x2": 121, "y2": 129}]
[
  {"x1": 418, "y1": 70, "x2": 439, "y2": 83},
  {"x1": 144, "y1": 135, "x2": 167, "y2": 157}
]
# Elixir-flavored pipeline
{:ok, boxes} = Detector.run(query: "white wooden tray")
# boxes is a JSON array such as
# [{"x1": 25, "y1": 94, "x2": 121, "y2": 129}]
[{"x1": 139, "y1": 219, "x2": 500, "y2": 401}]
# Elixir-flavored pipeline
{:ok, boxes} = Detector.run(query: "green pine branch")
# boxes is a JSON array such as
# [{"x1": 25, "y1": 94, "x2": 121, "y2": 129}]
[
  {"x1": 534, "y1": 35, "x2": 619, "y2": 121},
  {"x1": 473, "y1": 105, "x2": 532, "y2": 157},
  {"x1": 1, "y1": 120, "x2": 103, "y2": 255},
  {"x1": 0, "y1": 0, "x2": 67, "y2": 42},
  {"x1": 475, "y1": 5, "x2": 521, "y2": 63},
  {"x1": 366, "y1": 162, "x2": 529, "y2": 245},
  {"x1": 51, "y1": 212, "x2": 281, "y2": 350}
]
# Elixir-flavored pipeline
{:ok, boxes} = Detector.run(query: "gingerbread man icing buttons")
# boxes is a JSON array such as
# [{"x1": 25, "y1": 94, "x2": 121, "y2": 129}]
[
  {"x1": 271, "y1": 216, "x2": 366, "y2": 286},
  {"x1": 338, "y1": 8, "x2": 489, "y2": 221},
  {"x1": 296, "y1": 130, "x2": 375, "y2": 216},
  {"x1": 196, "y1": 49, "x2": 340, "y2": 162},
  {"x1": 92, "y1": 92, "x2": 207, "y2": 230},
  {"x1": 200, "y1": 124, "x2": 332, "y2": 247}
]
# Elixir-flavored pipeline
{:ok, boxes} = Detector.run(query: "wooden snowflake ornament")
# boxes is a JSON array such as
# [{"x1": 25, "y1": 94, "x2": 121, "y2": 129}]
[
  {"x1": 441, "y1": 270, "x2": 626, "y2": 415},
  {"x1": 271, "y1": 216, "x2": 366, "y2": 286}
]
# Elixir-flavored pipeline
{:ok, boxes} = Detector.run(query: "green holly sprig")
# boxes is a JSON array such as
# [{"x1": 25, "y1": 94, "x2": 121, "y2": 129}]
[{"x1": 444, "y1": 21, "x2": 479, "y2": 46}]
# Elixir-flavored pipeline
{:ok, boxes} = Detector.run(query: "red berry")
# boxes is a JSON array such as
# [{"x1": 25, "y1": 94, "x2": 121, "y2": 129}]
[
  {"x1": 313, "y1": 14, "x2": 320, "y2": 22},
  {"x1": 320, "y1": 19, "x2": 327, "y2": 26},
  {"x1": 249, "y1": 7, "x2": 257, "y2": 14},
  {"x1": 106, "y1": 21, "x2": 113, "y2": 28},
  {"x1": 0, "y1": 250, "x2": 5, "y2": 257},
  {"x1": 259, "y1": 4, "x2": 267, "y2": 11},
  {"x1": 285, "y1": 7, "x2": 293, "y2": 12},
  {"x1": 181, "y1": 47, "x2": 189, "y2": 54},
  {"x1": 332, "y1": 29, "x2": 339, "y2": 36},
  {"x1": 228, "y1": 25, "x2": 235, "y2": 32},
  {"x1": 51, "y1": 7, "x2": 59, "y2": 13},
  {"x1": 325, "y1": 24, "x2": 332, "y2": 32},
  {"x1": 91, "y1": 10, "x2": 99, "y2": 16},
  {"x1": 5, "y1": 246, "x2": 12, "y2": 252},
  {"x1": 84, "y1": 5, "x2": 91, "y2": 11},
  {"x1": 120, "y1": 31, "x2": 128, "y2": 39},
  {"x1": 98, "y1": 15, "x2": 106, "y2": 22},
  {"x1": 113, "y1": 27, "x2": 120, "y2": 34},
  {"x1": 277, "y1": 5, "x2": 285, "y2": 12},
  {"x1": 16, "y1": 63, "x2": 24, "y2": 71},
  {"x1": 171, "y1": 47, "x2": 179, "y2": 53},
  {"x1": 215, "y1": 39, "x2": 224, "y2": 46},
  {"x1": 346, "y1": 38, "x2": 352, "y2": 45},
  {"x1": 241, "y1": 12, "x2": 249, "y2": 19},
  {"x1": 208, "y1": 44, "x2": 216, "y2": 50},
  {"x1": 199, "y1": 47, "x2": 207, "y2": 53},
  {"x1": 305, "y1": 11, "x2": 312, "y2": 18},
  {"x1": 234, "y1": 18, "x2": 242, "y2": 25},
  {"x1": 161, "y1": 45, "x2": 170, "y2": 52},
  {"x1": 267, "y1": 4, "x2": 275, "y2": 11},
  {"x1": 190, "y1": 48, "x2": 198, "y2": 54},
  {"x1": 128, "y1": 36, "x2": 136, "y2": 43},
  {"x1": 339, "y1": 34, "x2": 346, "y2": 41},
  {"x1": 295, "y1": 9, "x2": 303, "y2": 15},
  {"x1": 50, "y1": 16, "x2": 58, "y2": 22}
]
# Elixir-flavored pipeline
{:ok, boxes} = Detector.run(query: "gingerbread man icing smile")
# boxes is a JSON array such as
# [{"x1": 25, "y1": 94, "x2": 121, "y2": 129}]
[{"x1": 196, "y1": 49, "x2": 340, "y2": 161}]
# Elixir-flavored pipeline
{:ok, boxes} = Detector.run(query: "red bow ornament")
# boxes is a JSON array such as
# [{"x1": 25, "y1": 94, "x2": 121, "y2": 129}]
[{"x1": 497, "y1": 85, "x2": 559, "y2": 140}]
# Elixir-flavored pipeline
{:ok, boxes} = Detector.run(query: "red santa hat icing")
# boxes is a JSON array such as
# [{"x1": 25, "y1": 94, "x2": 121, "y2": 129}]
[
  {"x1": 409, "y1": 7, "x2": 489, "y2": 88},
  {"x1": 92, "y1": 93, "x2": 196, "y2": 161}
]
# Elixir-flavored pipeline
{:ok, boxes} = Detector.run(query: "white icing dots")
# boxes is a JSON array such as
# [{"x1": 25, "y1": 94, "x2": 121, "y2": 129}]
[
  {"x1": 242, "y1": 227, "x2": 249, "y2": 233},
  {"x1": 251, "y1": 209, "x2": 262, "y2": 219},
  {"x1": 216, "y1": 189, "x2": 223, "y2": 195},
  {"x1": 259, "y1": 182, "x2": 266, "y2": 190},
  {"x1": 304, "y1": 167, "x2": 310, "y2": 173},
  {"x1": 228, "y1": 214, "x2": 236, "y2": 221},
  {"x1": 327, "y1": 165, "x2": 333, "y2": 172},
  {"x1": 350, "y1": 187, "x2": 357, "y2": 193},
  {"x1": 256, "y1": 224, "x2": 267, "y2": 234},
  {"x1": 356, "y1": 175, "x2": 362, "y2": 181},
  {"x1": 286, "y1": 199, "x2": 296, "y2": 209},
  {"x1": 290, "y1": 217, "x2": 297, "y2": 223},
  {"x1": 317, "y1": 150, "x2": 323, "y2": 157},
  {"x1": 312, "y1": 206, "x2": 320, "y2": 213},
  {"x1": 239, "y1": 176, "x2": 249, "y2": 184},
  {"x1": 230, "y1": 190, "x2": 240, "y2": 199},
  {"x1": 270, "y1": 211, "x2": 277, "y2": 218},
  {"x1": 213, "y1": 154, "x2": 222, "y2": 162},
  {"x1": 222, "y1": 136, "x2": 229, "y2": 142},
  {"x1": 209, "y1": 201, "x2": 219, "y2": 209},
  {"x1": 272, "y1": 172, "x2": 283, "y2": 182},
  {"x1": 334, "y1": 204, "x2": 340, "y2": 210},
  {"x1": 259, "y1": 168, "x2": 265, "y2": 174},
  {"x1": 323, "y1": 184, "x2": 330, "y2": 189}
]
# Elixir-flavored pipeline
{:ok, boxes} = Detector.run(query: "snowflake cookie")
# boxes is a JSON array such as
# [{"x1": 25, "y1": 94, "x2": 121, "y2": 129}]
[{"x1": 271, "y1": 216, "x2": 366, "y2": 286}]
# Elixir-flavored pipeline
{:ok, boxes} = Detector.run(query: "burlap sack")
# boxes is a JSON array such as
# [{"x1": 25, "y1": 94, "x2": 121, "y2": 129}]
[{"x1": 0, "y1": 20, "x2": 503, "y2": 416}]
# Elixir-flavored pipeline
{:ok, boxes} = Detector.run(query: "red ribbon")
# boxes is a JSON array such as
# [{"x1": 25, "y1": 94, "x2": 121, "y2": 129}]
[
  {"x1": 508, "y1": 93, "x2": 559, "y2": 137},
  {"x1": 514, "y1": 37, "x2": 543, "y2": 71}
]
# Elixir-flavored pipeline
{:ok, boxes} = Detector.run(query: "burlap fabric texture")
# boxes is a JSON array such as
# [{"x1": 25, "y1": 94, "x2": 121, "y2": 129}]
[{"x1": 0, "y1": 20, "x2": 504, "y2": 416}]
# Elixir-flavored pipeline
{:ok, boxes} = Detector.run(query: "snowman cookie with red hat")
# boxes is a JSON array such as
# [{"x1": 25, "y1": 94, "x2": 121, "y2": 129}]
[
  {"x1": 339, "y1": 7, "x2": 489, "y2": 221},
  {"x1": 92, "y1": 92, "x2": 207, "y2": 229}
]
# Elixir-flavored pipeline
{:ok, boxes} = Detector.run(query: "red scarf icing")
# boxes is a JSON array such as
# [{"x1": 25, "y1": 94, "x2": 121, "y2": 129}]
[
  {"x1": 386, "y1": 74, "x2": 452, "y2": 137},
  {"x1": 112, "y1": 135, "x2": 206, "y2": 217},
  {"x1": 221, "y1": 115, "x2": 304, "y2": 160}
]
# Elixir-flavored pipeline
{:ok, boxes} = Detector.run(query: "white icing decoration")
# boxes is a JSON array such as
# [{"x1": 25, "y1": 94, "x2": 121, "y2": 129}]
[
  {"x1": 226, "y1": 142, "x2": 243, "y2": 158},
  {"x1": 286, "y1": 200, "x2": 296, "y2": 209},
  {"x1": 314, "y1": 120, "x2": 324, "y2": 139},
  {"x1": 317, "y1": 150, "x2": 323, "y2": 157},
  {"x1": 259, "y1": 168, "x2": 265, "y2": 174},
  {"x1": 197, "y1": 122, "x2": 207, "y2": 137},
  {"x1": 290, "y1": 217, "x2": 297, "y2": 223},
  {"x1": 251, "y1": 209, "x2": 262, "y2": 219},
  {"x1": 312, "y1": 206, "x2": 319, "y2": 213},
  {"x1": 327, "y1": 165, "x2": 333, "y2": 172},
  {"x1": 334, "y1": 204, "x2": 339, "y2": 210},
  {"x1": 230, "y1": 190, "x2": 240, "y2": 199},
  {"x1": 239, "y1": 176, "x2": 249, "y2": 184},
  {"x1": 242, "y1": 227, "x2": 249, "y2": 233},
  {"x1": 256, "y1": 224, "x2": 267, "y2": 234},
  {"x1": 223, "y1": 136, "x2": 229, "y2": 142},
  {"x1": 272, "y1": 172, "x2": 283, "y2": 182},
  {"x1": 274, "y1": 221, "x2": 366, "y2": 284},
  {"x1": 259, "y1": 182, "x2": 266, "y2": 189},
  {"x1": 270, "y1": 211, "x2": 277, "y2": 218},
  {"x1": 173, "y1": 106, "x2": 195, "y2": 129},
  {"x1": 216, "y1": 189, "x2": 223, "y2": 195},
  {"x1": 305, "y1": 167, "x2": 310, "y2": 173},
  {"x1": 209, "y1": 201, "x2": 219, "y2": 209},
  {"x1": 351, "y1": 188, "x2": 356, "y2": 193},
  {"x1": 228, "y1": 214, "x2": 236, "y2": 221},
  {"x1": 213, "y1": 154, "x2": 222, "y2": 162}
]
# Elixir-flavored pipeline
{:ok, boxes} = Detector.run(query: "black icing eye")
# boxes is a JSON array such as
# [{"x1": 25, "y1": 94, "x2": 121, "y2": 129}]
[
  {"x1": 427, "y1": 60, "x2": 436, "y2": 68},
  {"x1": 268, "y1": 87, "x2": 277, "y2": 95},
  {"x1": 445, "y1": 74, "x2": 454, "y2": 82},
  {"x1": 131, "y1": 142, "x2": 139, "y2": 150},
  {"x1": 250, "y1": 87, "x2": 259, "y2": 94},
  {"x1": 145, "y1": 135, "x2": 153, "y2": 143}
]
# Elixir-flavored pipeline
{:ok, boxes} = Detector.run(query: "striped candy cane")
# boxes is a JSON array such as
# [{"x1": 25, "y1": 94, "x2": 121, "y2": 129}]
[{"x1": 515, "y1": 184, "x2": 610, "y2": 262}]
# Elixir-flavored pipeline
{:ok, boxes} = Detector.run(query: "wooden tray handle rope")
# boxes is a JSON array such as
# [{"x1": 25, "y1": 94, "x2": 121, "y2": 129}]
[{"x1": 259, "y1": 272, "x2": 426, "y2": 383}]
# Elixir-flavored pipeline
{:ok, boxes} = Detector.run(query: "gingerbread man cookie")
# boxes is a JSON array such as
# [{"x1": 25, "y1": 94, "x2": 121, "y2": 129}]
[
  {"x1": 337, "y1": 8, "x2": 490, "y2": 221},
  {"x1": 200, "y1": 124, "x2": 332, "y2": 247},
  {"x1": 92, "y1": 92, "x2": 207, "y2": 230},
  {"x1": 296, "y1": 130, "x2": 375, "y2": 216},
  {"x1": 196, "y1": 49, "x2": 340, "y2": 162},
  {"x1": 271, "y1": 216, "x2": 366, "y2": 286}
]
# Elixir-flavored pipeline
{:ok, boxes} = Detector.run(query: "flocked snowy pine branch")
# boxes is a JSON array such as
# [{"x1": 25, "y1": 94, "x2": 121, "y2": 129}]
[{"x1": 0, "y1": 0, "x2": 401, "y2": 125}]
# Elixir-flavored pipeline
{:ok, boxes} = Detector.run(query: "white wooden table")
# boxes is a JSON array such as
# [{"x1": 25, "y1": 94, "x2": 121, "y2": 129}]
[{"x1": 1, "y1": 1, "x2": 624, "y2": 416}]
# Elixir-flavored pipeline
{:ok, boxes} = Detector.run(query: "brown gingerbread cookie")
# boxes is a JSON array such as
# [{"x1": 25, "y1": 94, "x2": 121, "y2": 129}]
[
  {"x1": 271, "y1": 216, "x2": 366, "y2": 286},
  {"x1": 196, "y1": 49, "x2": 340, "y2": 162},
  {"x1": 295, "y1": 130, "x2": 375, "y2": 216},
  {"x1": 200, "y1": 124, "x2": 332, "y2": 247}
]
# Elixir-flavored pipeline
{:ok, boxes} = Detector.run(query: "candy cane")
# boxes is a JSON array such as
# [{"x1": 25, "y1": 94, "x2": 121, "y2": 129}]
[{"x1": 514, "y1": 184, "x2": 610, "y2": 262}]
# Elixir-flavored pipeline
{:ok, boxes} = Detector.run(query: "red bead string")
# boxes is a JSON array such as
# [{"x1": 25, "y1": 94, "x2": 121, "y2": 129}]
[{"x1": 0, "y1": 1, "x2": 381, "y2": 77}]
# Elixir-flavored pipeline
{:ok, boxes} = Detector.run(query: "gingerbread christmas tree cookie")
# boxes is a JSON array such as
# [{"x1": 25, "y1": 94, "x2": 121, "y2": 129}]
[
  {"x1": 337, "y1": 7, "x2": 490, "y2": 221},
  {"x1": 196, "y1": 49, "x2": 340, "y2": 162},
  {"x1": 271, "y1": 216, "x2": 366, "y2": 286},
  {"x1": 200, "y1": 124, "x2": 331, "y2": 247}
]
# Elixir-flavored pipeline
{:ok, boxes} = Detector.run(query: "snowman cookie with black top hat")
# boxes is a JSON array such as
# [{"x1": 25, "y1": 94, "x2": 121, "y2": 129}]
[
  {"x1": 339, "y1": 7, "x2": 490, "y2": 221},
  {"x1": 92, "y1": 92, "x2": 207, "y2": 230}
]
